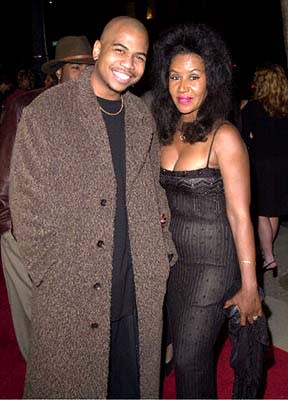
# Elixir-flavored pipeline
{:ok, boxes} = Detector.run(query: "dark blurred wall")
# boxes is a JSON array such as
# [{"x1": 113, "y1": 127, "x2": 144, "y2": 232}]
[
  {"x1": 31, "y1": 0, "x2": 49, "y2": 86},
  {"x1": 0, "y1": 0, "x2": 286, "y2": 88},
  {"x1": 0, "y1": 1, "x2": 33, "y2": 74}
]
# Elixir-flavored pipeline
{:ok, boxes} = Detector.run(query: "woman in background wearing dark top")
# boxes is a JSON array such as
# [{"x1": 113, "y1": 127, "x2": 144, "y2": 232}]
[
  {"x1": 151, "y1": 23, "x2": 262, "y2": 399},
  {"x1": 241, "y1": 64, "x2": 288, "y2": 277}
]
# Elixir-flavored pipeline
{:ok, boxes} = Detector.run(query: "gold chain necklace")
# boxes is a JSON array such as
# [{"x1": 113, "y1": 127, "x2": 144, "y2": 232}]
[{"x1": 99, "y1": 96, "x2": 124, "y2": 116}]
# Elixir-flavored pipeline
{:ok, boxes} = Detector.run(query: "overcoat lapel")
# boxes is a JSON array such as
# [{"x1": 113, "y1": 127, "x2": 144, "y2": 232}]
[{"x1": 124, "y1": 93, "x2": 154, "y2": 198}]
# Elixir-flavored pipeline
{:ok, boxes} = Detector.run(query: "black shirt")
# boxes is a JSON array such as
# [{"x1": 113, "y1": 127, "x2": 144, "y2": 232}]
[{"x1": 97, "y1": 97, "x2": 135, "y2": 321}]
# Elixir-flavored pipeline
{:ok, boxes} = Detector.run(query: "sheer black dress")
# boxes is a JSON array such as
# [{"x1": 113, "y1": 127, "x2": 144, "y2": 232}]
[{"x1": 160, "y1": 133, "x2": 241, "y2": 399}]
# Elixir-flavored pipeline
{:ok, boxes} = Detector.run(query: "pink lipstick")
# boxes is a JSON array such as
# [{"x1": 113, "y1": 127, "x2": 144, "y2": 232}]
[{"x1": 177, "y1": 96, "x2": 192, "y2": 105}]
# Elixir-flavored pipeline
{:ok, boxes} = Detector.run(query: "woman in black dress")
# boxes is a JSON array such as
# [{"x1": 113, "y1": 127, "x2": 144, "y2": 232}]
[
  {"x1": 151, "y1": 23, "x2": 262, "y2": 398},
  {"x1": 241, "y1": 64, "x2": 288, "y2": 277}
]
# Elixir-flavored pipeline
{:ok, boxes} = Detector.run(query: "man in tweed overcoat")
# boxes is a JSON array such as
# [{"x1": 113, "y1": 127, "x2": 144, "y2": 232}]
[{"x1": 9, "y1": 16, "x2": 176, "y2": 399}]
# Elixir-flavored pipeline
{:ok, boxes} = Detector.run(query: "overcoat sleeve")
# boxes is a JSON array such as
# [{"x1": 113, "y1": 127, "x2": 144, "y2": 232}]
[
  {"x1": 1, "y1": 89, "x2": 45, "y2": 236},
  {"x1": 9, "y1": 106, "x2": 59, "y2": 286}
]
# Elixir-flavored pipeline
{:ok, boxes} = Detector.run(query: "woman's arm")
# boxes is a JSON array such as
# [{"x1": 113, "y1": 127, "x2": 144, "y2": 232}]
[{"x1": 214, "y1": 123, "x2": 262, "y2": 325}]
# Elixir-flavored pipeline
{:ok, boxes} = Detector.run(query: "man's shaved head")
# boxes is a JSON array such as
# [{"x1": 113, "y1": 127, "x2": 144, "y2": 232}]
[{"x1": 100, "y1": 16, "x2": 148, "y2": 44}]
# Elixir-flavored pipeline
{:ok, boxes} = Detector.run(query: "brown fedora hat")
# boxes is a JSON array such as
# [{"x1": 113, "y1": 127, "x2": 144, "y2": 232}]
[{"x1": 41, "y1": 36, "x2": 94, "y2": 74}]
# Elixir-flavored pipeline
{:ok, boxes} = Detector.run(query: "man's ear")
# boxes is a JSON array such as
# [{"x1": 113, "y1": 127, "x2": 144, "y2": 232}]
[
  {"x1": 92, "y1": 40, "x2": 101, "y2": 61},
  {"x1": 55, "y1": 67, "x2": 62, "y2": 82}
]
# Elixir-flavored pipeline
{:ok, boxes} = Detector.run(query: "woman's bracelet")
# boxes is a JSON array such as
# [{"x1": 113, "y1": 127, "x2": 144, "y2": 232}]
[{"x1": 239, "y1": 260, "x2": 256, "y2": 264}]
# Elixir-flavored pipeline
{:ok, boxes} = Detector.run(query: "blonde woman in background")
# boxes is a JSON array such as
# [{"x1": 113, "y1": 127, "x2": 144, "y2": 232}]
[{"x1": 241, "y1": 64, "x2": 288, "y2": 277}]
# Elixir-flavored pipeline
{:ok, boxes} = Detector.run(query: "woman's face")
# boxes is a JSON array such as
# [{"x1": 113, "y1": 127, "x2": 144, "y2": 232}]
[{"x1": 168, "y1": 52, "x2": 207, "y2": 122}]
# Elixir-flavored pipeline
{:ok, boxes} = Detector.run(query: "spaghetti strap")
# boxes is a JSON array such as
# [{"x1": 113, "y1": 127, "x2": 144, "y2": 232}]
[
  {"x1": 206, "y1": 131, "x2": 217, "y2": 168},
  {"x1": 206, "y1": 122, "x2": 226, "y2": 168}
]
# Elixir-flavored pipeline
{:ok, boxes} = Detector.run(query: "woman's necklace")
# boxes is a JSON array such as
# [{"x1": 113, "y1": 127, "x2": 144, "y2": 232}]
[
  {"x1": 179, "y1": 133, "x2": 186, "y2": 142},
  {"x1": 99, "y1": 96, "x2": 124, "y2": 116},
  {"x1": 177, "y1": 123, "x2": 186, "y2": 142}
]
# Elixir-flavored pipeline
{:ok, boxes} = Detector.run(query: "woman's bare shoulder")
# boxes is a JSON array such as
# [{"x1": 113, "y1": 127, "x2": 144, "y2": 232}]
[{"x1": 214, "y1": 121, "x2": 245, "y2": 152}]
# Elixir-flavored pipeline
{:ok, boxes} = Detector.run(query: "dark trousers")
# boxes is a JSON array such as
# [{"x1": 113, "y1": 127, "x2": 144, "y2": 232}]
[{"x1": 108, "y1": 311, "x2": 140, "y2": 399}]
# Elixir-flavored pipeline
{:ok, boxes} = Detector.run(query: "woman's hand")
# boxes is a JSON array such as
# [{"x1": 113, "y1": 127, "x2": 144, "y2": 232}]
[{"x1": 224, "y1": 287, "x2": 262, "y2": 326}]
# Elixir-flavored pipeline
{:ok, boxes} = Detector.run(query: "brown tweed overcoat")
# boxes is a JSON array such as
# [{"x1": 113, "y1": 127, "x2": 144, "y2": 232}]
[{"x1": 9, "y1": 67, "x2": 177, "y2": 399}]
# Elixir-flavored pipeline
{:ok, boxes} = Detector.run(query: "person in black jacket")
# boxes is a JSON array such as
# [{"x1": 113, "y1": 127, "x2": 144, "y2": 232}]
[{"x1": 241, "y1": 64, "x2": 288, "y2": 277}]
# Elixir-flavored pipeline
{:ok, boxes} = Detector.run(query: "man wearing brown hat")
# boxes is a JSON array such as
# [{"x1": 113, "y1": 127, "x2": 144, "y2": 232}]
[
  {"x1": 41, "y1": 35, "x2": 94, "y2": 83},
  {"x1": 0, "y1": 35, "x2": 93, "y2": 362},
  {"x1": 9, "y1": 16, "x2": 177, "y2": 399}
]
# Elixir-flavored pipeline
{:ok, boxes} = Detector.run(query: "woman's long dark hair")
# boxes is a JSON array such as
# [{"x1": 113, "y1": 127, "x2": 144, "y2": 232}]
[{"x1": 151, "y1": 23, "x2": 233, "y2": 144}]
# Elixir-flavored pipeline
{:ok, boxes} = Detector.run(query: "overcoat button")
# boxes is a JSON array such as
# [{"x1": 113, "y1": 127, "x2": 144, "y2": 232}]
[
  {"x1": 93, "y1": 282, "x2": 101, "y2": 290},
  {"x1": 91, "y1": 322, "x2": 99, "y2": 329},
  {"x1": 100, "y1": 199, "x2": 107, "y2": 206},
  {"x1": 97, "y1": 240, "x2": 104, "y2": 248}
]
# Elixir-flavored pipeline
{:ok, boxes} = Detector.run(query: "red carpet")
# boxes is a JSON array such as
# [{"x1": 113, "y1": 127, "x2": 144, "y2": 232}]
[
  {"x1": 163, "y1": 342, "x2": 288, "y2": 399},
  {"x1": 1, "y1": 261, "x2": 288, "y2": 399}
]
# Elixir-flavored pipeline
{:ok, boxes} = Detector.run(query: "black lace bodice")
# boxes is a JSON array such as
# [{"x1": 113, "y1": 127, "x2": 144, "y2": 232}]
[
  {"x1": 160, "y1": 167, "x2": 237, "y2": 266},
  {"x1": 160, "y1": 167, "x2": 226, "y2": 220}
]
